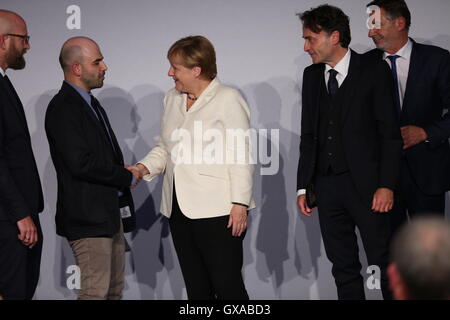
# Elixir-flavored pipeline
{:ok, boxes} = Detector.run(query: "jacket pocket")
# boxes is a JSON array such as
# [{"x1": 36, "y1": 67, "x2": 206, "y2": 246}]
[{"x1": 196, "y1": 165, "x2": 228, "y2": 180}]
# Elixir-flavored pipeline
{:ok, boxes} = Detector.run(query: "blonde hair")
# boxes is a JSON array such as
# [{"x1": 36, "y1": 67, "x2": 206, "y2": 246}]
[{"x1": 167, "y1": 35, "x2": 217, "y2": 80}]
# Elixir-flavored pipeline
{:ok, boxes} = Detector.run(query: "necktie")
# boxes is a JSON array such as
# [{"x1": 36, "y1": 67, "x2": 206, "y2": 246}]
[
  {"x1": 90, "y1": 95, "x2": 117, "y2": 156},
  {"x1": 328, "y1": 69, "x2": 339, "y2": 99},
  {"x1": 387, "y1": 55, "x2": 401, "y2": 117}
]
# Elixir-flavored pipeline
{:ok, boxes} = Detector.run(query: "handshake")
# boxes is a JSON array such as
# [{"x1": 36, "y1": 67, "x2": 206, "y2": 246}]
[{"x1": 125, "y1": 163, "x2": 150, "y2": 188}]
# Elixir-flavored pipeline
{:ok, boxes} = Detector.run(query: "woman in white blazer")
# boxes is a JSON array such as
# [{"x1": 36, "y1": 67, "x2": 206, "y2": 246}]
[{"x1": 132, "y1": 36, "x2": 255, "y2": 299}]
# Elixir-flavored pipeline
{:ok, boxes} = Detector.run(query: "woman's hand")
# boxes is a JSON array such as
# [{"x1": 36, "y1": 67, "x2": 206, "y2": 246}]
[
  {"x1": 227, "y1": 204, "x2": 248, "y2": 237},
  {"x1": 136, "y1": 163, "x2": 150, "y2": 176},
  {"x1": 125, "y1": 163, "x2": 150, "y2": 188}
]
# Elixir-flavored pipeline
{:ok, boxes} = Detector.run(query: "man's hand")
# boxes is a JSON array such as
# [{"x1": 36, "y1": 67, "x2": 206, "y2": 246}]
[
  {"x1": 227, "y1": 204, "x2": 248, "y2": 237},
  {"x1": 371, "y1": 188, "x2": 394, "y2": 213},
  {"x1": 401, "y1": 125, "x2": 427, "y2": 149},
  {"x1": 125, "y1": 165, "x2": 142, "y2": 188},
  {"x1": 297, "y1": 194, "x2": 312, "y2": 217},
  {"x1": 125, "y1": 163, "x2": 150, "y2": 188},
  {"x1": 17, "y1": 216, "x2": 38, "y2": 249}
]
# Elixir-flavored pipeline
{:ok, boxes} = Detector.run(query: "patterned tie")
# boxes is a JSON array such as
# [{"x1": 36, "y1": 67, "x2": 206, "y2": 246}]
[
  {"x1": 327, "y1": 69, "x2": 339, "y2": 99},
  {"x1": 387, "y1": 55, "x2": 402, "y2": 117},
  {"x1": 90, "y1": 95, "x2": 117, "y2": 156}
]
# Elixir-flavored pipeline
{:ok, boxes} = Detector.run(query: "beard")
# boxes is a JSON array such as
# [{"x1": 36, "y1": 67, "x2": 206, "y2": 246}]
[
  {"x1": 80, "y1": 72, "x2": 104, "y2": 90},
  {"x1": 6, "y1": 44, "x2": 26, "y2": 70}
]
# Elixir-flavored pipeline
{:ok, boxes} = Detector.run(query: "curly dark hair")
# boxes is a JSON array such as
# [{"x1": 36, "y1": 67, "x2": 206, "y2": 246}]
[
  {"x1": 298, "y1": 4, "x2": 351, "y2": 49},
  {"x1": 367, "y1": 0, "x2": 411, "y2": 29}
]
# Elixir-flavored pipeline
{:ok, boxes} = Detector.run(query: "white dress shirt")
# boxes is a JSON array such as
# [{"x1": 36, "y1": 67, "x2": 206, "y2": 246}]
[
  {"x1": 297, "y1": 49, "x2": 352, "y2": 196},
  {"x1": 383, "y1": 38, "x2": 413, "y2": 108},
  {"x1": 0, "y1": 67, "x2": 5, "y2": 77},
  {"x1": 324, "y1": 48, "x2": 351, "y2": 90}
]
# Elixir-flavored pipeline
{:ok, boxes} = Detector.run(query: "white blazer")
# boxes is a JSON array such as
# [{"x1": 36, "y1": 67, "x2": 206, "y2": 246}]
[{"x1": 139, "y1": 78, "x2": 256, "y2": 219}]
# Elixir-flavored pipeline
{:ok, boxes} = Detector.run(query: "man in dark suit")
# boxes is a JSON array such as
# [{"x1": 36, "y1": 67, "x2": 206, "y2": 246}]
[
  {"x1": 296, "y1": 5, "x2": 403, "y2": 299},
  {"x1": 365, "y1": 0, "x2": 450, "y2": 233},
  {"x1": 0, "y1": 10, "x2": 44, "y2": 300},
  {"x1": 45, "y1": 37, "x2": 138, "y2": 300}
]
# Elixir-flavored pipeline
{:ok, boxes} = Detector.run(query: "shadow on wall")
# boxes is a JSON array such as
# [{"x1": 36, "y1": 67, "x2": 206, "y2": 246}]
[
  {"x1": 28, "y1": 89, "x2": 78, "y2": 299},
  {"x1": 362, "y1": 34, "x2": 450, "y2": 221},
  {"x1": 31, "y1": 83, "x2": 185, "y2": 299},
  {"x1": 98, "y1": 85, "x2": 184, "y2": 299},
  {"x1": 288, "y1": 62, "x2": 334, "y2": 299},
  {"x1": 251, "y1": 82, "x2": 290, "y2": 295},
  {"x1": 425, "y1": 35, "x2": 450, "y2": 221},
  {"x1": 239, "y1": 75, "x2": 332, "y2": 299},
  {"x1": 230, "y1": 86, "x2": 256, "y2": 285}
]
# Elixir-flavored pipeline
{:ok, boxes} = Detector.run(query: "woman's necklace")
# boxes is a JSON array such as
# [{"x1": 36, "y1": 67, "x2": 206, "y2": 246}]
[{"x1": 186, "y1": 94, "x2": 198, "y2": 101}]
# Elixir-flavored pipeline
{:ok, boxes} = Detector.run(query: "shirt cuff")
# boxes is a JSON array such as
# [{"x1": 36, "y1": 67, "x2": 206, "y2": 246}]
[
  {"x1": 297, "y1": 189, "x2": 306, "y2": 196},
  {"x1": 232, "y1": 202, "x2": 249, "y2": 208}
]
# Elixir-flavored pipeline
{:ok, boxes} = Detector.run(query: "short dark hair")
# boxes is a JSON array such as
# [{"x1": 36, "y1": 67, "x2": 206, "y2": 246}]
[
  {"x1": 367, "y1": 0, "x2": 411, "y2": 29},
  {"x1": 298, "y1": 4, "x2": 351, "y2": 49}
]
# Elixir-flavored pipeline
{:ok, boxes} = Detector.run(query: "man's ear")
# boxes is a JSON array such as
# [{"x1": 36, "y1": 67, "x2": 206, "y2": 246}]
[
  {"x1": 71, "y1": 62, "x2": 81, "y2": 76},
  {"x1": 395, "y1": 16, "x2": 407, "y2": 32},
  {"x1": 330, "y1": 30, "x2": 341, "y2": 46},
  {"x1": 0, "y1": 34, "x2": 8, "y2": 50}
]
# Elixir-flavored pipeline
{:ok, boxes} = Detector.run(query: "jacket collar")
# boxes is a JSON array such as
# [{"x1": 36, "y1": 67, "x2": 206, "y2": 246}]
[
  {"x1": 313, "y1": 50, "x2": 362, "y2": 126},
  {"x1": 175, "y1": 77, "x2": 221, "y2": 114}
]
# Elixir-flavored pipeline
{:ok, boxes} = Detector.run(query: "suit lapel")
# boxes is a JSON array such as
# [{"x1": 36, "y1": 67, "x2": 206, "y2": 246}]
[
  {"x1": 63, "y1": 83, "x2": 104, "y2": 135},
  {"x1": 98, "y1": 106, "x2": 124, "y2": 164},
  {"x1": 62, "y1": 83, "x2": 120, "y2": 161},
  {"x1": 313, "y1": 65, "x2": 325, "y2": 131},
  {"x1": 402, "y1": 40, "x2": 422, "y2": 115},
  {"x1": 340, "y1": 50, "x2": 361, "y2": 124},
  {"x1": 175, "y1": 93, "x2": 185, "y2": 115},
  {"x1": 0, "y1": 76, "x2": 29, "y2": 132},
  {"x1": 185, "y1": 78, "x2": 221, "y2": 114}
]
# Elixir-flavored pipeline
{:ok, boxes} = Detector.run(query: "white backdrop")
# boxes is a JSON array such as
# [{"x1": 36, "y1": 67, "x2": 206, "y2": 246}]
[{"x1": 2, "y1": 0, "x2": 449, "y2": 299}]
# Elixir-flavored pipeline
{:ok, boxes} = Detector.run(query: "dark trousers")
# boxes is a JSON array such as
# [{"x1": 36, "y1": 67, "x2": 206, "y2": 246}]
[
  {"x1": 169, "y1": 189, "x2": 248, "y2": 300},
  {"x1": 0, "y1": 215, "x2": 43, "y2": 300},
  {"x1": 390, "y1": 160, "x2": 446, "y2": 236},
  {"x1": 315, "y1": 171, "x2": 392, "y2": 300}
]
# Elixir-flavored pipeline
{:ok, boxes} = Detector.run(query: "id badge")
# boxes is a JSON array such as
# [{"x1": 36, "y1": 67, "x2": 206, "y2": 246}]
[{"x1": 120, "y1": 206, "x2": 132, "y2": 219}]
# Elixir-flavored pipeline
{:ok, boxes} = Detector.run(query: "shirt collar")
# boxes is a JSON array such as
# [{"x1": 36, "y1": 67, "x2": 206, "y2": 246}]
[
  {"x1": 65, "y1": 80, "x2": 92, "y2": 106},
  {"x1": 325, "y1": 48, "x2": 351, "y2": 77},
  {"x1": 383, "y1": 38, "x2": 413, "y2": 60},
  {"x1": 0, "y1": 67, "x2": 5, "y2": 77}
]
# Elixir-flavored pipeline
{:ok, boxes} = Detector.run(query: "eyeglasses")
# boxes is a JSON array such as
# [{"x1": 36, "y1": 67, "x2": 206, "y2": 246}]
[{"x1": 6, "y1": 33, "x2": 30, "y2": 44}]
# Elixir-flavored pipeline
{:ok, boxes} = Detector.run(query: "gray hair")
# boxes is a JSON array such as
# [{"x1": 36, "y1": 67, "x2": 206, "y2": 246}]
[{"x1": 391, "y1": 216, "x2": 450, "y2": 299}]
